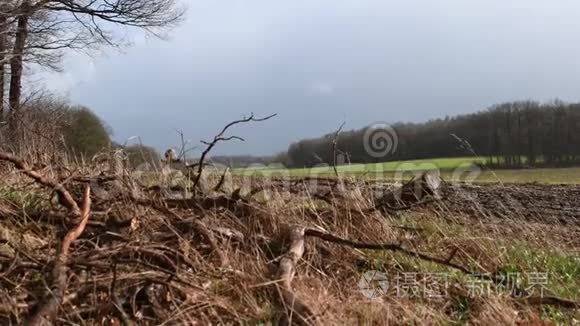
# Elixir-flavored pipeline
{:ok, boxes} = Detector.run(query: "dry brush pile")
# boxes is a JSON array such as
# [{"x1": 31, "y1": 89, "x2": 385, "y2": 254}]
[{"x1": 0, "y1": 148, "x2": 579, "y2": 324}]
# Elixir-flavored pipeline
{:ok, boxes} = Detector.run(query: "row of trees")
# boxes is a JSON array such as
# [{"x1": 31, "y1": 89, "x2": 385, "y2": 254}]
[
  {"x1": 5, "y1": 94, "x2": 110, "y2": 156},
  {"x1": 278, "y1": 101, "x2": 580, "y2": 168},
  {"x1": 0, "y1": 0, "x2": 183, "y2": 148},
  {"x1": 2, "y1": 93, "x2": 164, "y2": 168}
]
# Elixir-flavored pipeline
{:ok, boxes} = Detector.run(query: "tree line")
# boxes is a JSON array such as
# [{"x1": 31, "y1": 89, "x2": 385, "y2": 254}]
[
  {"x1": 1, "y1": 94, "x2": 107, "y2": 154},
  {"x1": 274, "y1": 100, "x2": 580, "y2": 168}
]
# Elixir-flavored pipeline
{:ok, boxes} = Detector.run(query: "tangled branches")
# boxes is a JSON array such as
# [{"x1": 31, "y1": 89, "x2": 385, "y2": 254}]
[{"x1": 0, "y1": 149, "x2": 578, "y2": 324}]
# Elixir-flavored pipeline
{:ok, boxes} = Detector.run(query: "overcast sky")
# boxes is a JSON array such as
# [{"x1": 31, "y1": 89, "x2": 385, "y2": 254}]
[{"x1": 39, "y1": 0, "x2": 580, "y2": 155}]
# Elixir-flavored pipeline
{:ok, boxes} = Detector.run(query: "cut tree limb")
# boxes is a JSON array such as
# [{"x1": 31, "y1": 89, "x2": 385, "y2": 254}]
[{"x1": 274, "y1": 226, "x2": 316, "y2": 325}]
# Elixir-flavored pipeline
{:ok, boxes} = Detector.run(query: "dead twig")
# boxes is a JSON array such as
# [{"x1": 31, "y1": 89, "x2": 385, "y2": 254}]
[
  {"x1": 330, "y1": 122, "x2": 345, "y2": 178},
  {"x1": 175, "y1": 128, "x2": 197, "y2": 162},
  {"x1": 313, "y1": 122, "x2": 346, "y2": 203}
]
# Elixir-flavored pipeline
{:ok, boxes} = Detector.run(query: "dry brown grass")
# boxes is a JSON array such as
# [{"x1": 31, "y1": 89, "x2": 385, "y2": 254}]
[{"x1": 0, "y1": 155, "x2": 578, "y2": 325}]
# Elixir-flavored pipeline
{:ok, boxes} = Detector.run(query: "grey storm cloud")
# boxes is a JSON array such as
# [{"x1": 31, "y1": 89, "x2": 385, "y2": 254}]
[{"x1": 40, "y1": 0, "x2": 580, "y2": 155}]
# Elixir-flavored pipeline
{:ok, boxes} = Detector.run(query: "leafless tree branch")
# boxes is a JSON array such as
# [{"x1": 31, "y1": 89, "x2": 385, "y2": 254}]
[{"x1": 191, "y1": 113, "x2": 277, "y2": 191}]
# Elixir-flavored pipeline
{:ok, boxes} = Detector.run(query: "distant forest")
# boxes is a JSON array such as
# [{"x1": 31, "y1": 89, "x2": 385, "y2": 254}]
[{"x1": 255, "y1": 100, "x2": 580, "y2": 169}]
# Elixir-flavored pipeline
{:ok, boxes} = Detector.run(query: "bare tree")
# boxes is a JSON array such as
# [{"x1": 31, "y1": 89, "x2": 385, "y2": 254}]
[
  {"x1": 25, "y1": 9, "x2": 98, "y2": 70},
  {"x1": 0, "y1": 2, "x2": 10, "y2": 119},
  {"x1": 6, "y1": 0, "x2": 31, "y2": 137},
  {"x1": 3, "y1": 0, "x2": 184, "y2": 136},
  {"x1": 0, "y1": 2, "x2": 16, "y2": 66}
]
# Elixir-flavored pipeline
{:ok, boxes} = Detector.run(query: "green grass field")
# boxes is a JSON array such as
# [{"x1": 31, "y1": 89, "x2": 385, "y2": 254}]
[{"x1": 234, "y1": 157, "x2": 580, "y2": 184}]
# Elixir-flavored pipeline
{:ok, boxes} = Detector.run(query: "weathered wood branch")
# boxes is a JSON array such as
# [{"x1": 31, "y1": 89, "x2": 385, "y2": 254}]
[
  {"x1": 27, "y1": 185, "x2": 91, "y2": 325},
  {"x1": 274, "y1": 226, "x2": 316, "y2": 325}
]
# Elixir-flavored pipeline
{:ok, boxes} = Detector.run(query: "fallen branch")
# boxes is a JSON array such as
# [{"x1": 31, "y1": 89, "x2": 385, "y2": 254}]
[
  {"x1": 274, "y1": 226, "x2": 317, "y2": 325},
  {"x1": 27, "y1": 185, "x2": 91, "y2": 325},
  {"x1": 0, "y1": 151, "x2": 81, "y2": 215}
]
